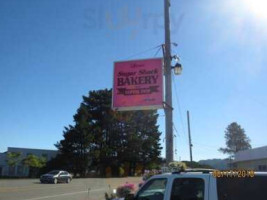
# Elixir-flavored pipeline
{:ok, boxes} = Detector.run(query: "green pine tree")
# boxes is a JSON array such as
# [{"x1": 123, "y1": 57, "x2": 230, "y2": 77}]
[
  {"x1": 219, "y1": 122, "x2": 251, "y2": 156},
  {"x1": 54, "y1": 89, "x2": 162, "y2": 177}
]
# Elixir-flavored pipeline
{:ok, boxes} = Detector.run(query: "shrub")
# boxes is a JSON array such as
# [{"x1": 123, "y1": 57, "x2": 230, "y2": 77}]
[
  {"x1": 123, "y1": 162, "x2": 130, "y2": 176},
  {"x1": 147, "y1": 162, "x2": 160, "y2": 170},
  {"x1": 116, "y1": 183, "x2": 135, "y2": 198},
  {"x1": 105, "y1": 166, "x2": 112, "y2": 178},
  {"x1": 142, "y1": 169, "x2": 162, "y2": 181},
  {"x1": 105, "y1": 192, "x2": 116, "y2": 200},
  {"x1": 168, "y1": 161, "x2": 187, "y2": 171},
  {"x1": 135, "y1": 163, "x2": 143, "y2": 176},
  {"x1": 119, "y1": 167, "x2": 125, "y2": 177}
]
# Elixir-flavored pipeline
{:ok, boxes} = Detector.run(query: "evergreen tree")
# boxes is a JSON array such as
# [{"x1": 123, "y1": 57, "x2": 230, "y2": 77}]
[
  {"x1": 55, "y1": 89, "x2": 162, "y2": 177},
  {"x1": 219, "y1": 122, "x2": 251, "y2": 156},
  {"x1": 55, "y1": 104, "x2": 93, "y2": 176}
]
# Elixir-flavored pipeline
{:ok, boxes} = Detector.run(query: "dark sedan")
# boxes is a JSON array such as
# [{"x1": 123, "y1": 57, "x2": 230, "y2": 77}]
[{"x1": 40, "y1": 170, "x2": 72, "y2": 184}]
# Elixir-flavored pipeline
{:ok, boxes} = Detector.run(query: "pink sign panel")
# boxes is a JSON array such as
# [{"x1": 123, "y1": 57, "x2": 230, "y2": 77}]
[{"x1": 112, "y1": 58, "x2": 164, "y2": 111}]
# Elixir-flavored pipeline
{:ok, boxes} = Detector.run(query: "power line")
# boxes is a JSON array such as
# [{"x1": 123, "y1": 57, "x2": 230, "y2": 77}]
[
  {"x1": 154, "y1": 45, "x2": 162, "y2": 57},
  {"x1": 173, "y1": 123, "x2": 180, "y2": 138},
  {"x1": 124, "y1": 45, "x2": 162, "y2": 60},
  {"x1": 173, "y1": 123, "x2": 179, "y2": 159},
  {"x1": 172, "y1": 72, "x2": 187, "y2": 139}
]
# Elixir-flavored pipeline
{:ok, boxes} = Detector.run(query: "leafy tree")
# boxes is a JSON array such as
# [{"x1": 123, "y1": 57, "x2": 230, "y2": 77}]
[
  {"x1": 219, "y1": 122, "x2": 251, "y2": 156},
  {"x1": 23, "y1": 154, "x2": 46, "y2": 168},
  {"x1": 22, "y1": 154, "x2": 46, "y2": 177},
  {"x1": 55, "y1": 89, "x2": 162, "y2": 177},
  {"x1": 6, "y1": 152, "x2": 22, "y2": 167}
]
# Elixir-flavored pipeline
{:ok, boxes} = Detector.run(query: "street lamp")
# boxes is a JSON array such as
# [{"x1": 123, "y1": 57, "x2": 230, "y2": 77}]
[{"x1": 172, "y1": 63, "x2": 182, "y2": 75}]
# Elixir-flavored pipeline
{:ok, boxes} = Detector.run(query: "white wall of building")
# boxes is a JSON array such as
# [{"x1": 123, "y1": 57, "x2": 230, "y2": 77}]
[
  {"x1": 0, "y1": 147, "x2": 58, "y2": 177},
  {"x1": 234, "y1": 146, "x2": 267, "y2": 171}
]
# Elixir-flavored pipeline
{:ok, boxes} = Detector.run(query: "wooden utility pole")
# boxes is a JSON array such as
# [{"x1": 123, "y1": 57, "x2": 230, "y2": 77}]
[
  {"x1": 187, "y1": 110, "x2": 193, "y2": 162},
  {"x1": 164, "y1": 0, "x2": 173, "y2": 163}
]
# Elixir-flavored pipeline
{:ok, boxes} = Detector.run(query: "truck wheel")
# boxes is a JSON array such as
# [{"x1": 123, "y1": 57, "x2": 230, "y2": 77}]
[{"x1": 66, "y1": 178, "x2": 71, "y2": 183}]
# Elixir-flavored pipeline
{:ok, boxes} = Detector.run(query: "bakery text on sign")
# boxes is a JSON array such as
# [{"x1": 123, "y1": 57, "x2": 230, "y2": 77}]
[{"x1": 112, "y1": 58, "x2": 163, "y2": 111}]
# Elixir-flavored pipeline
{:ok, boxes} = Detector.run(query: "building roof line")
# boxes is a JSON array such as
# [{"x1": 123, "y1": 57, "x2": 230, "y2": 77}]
[{"x1": 8, "y1": 147, "x2": 58, "y2": 152}]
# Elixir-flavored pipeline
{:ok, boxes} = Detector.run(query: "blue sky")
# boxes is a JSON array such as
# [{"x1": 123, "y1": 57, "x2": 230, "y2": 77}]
[{"x1": 0, "y1": 0, "x2": 266, "y2": 161}]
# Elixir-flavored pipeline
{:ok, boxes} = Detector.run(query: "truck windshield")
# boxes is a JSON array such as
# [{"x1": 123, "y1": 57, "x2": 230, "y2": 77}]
[
  {"x1": 217, "y1": 176, "x2": 267, "y2": 200},
  {"x1": 136, "y1": 178, "x2": 167, "y2": 200}
]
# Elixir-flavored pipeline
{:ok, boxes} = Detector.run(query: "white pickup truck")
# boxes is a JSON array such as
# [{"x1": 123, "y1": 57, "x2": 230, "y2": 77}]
[{"x1": 126, "y1": 169, "x2": 267, "y2": 200}]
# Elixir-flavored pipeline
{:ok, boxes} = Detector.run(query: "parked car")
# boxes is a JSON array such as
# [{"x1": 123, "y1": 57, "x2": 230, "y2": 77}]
[
  {"x1": 40, "y1": 170, "x2": 72, "y2": 184},
  {"x1": 126, "y1": 169, "x2": 267, "y2": 200}
]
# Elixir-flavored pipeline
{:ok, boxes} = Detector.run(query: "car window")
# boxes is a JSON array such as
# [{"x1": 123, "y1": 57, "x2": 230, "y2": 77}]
[
  {"x1": 170, "y1": 178, "x2": 205, "y2": 200},
  {"x1": 136, "y1": 178, "x2": 167, "y2": 200},
  {"x1": 60, "y1": 172, "x2": 67, "y2": 175},
  {"x1": 217, "y1": 176, "x2": 267, "y2": 200},
  {"x1": 48, "y1": 170, "x2": 60, "y2": 175}
]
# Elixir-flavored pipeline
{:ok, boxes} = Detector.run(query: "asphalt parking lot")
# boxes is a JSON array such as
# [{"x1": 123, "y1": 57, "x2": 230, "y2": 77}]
[{"x1": 0, "y1": 177, "x2": 142, "y2": 200}]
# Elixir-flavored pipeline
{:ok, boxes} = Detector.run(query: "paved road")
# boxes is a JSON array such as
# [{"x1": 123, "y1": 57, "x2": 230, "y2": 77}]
[{"x1": 0, "y1": 177, "x2": 142, "y2": 200}]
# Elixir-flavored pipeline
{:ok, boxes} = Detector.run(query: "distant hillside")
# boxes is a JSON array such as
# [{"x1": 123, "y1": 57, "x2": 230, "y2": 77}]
[
  {"x1": 198, "y1": 159, "x2": 230, "y2": 170},
  {"x1": 182, "y1": 161, "x2": 213, "y2": 169}
]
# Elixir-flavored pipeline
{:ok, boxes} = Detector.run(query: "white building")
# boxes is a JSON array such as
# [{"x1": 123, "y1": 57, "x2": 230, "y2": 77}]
[
  {"x1": 0, "y1": 147, "x2": 58, "y2": 177},
  {"x1": 233, "y1": 146, "x2": 267, "y2": 171}
]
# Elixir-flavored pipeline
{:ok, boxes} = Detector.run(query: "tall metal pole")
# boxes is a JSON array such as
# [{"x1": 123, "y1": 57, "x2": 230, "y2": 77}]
[
  {"x1": 164, "y1": 0, "x2": 173, "y2": 164},
  {"x1": 187, "y1": 110, "x2": 193, "y2": 162}
]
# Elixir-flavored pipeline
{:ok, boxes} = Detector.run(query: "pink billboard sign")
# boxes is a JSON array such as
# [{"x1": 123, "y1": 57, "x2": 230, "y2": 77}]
[{"x1": 112, "y1": 58, "x2": 164, "y2": 111}]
